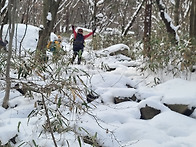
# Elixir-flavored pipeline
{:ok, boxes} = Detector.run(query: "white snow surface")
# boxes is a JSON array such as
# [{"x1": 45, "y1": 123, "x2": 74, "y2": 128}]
[
  {"x1": 2, "y1": 24, "x2": 40, "y2": 52},
  {"x1": 0, "y1": 24, "x2": 196, "y2": 147},
  {"x1": 47, "y1": 12, "x2": 52, "y2": 21}
]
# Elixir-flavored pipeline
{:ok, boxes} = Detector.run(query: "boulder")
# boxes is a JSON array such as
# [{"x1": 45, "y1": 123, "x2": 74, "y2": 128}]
[
  {"x1": 13, "y1": 83, "x2": 27, "y2": 95},
  {"x1": 164, "y1": 104, "x2": 195, "y2": 116},
  {"x1": 114, "y1": 94, "x2": 137, "y2": 104},
  {"x1": 83, "y1": 136, "x2": 102, "y2": 147},
  {"x1": 109, "y1": 49, "x2": 129, "y2": 56},
  {"x1": 101, "y1": 44, "x2": 130, "y2": 57},
  {"x1": 87, "y1": 93, "x2": 99, "y2": 103},
  {"x1": 140, "y1": 105, "x2": 161, "y2": 120}
]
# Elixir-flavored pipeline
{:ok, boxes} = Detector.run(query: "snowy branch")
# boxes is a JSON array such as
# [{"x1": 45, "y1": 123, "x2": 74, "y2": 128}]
[
  {"x1": 122, "y1": 0, "x2": 145, "y2": 36},
  {"x1": 156, "y1": 0, "x2": 180, "y2": 43}
]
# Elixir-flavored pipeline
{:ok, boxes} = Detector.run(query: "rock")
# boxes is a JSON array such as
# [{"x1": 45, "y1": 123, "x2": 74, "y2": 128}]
[
  {"x1": 100, "y1": 44, "x2": 130, "y2": 57},
  {"x1": 9, "y1": 134, "x2": 18, "y2": 144},
  {"x1": 87, "y1": 93, "x2": 99, "y2": 103},
  {"x1": 1, "y1": 134, "x2": 18, "y2": 146},
  {"x1": 13, "y1": 83, "x2": 27, "y2": 95},
  {"x1": 114, "y1": 94, "x2": 137, "y2": 104},
  {"x1": 190, "y1": 65, "x2": 196, "y2": 72},
  {"x1": 108, "y1": 44, "x2": 130, "y2": 57},
  {"x1": 106, "y1": 67, "x2": 116, "y2": 72},
  {"x1": 140, "y1": 105, "x2": 161, "y2": 120},
  {"x1": 83, "y1": 136, "x2": 102, "y2": 147},
  {"x1": 114, "y1": 97, "x2": 130, "y2": 104},
  {"x1": 164, "y1": 104, "x2": 195, "y2": 116},
  {"x1": 126, "y1": 84, "x2": 134, "y2": 88}
]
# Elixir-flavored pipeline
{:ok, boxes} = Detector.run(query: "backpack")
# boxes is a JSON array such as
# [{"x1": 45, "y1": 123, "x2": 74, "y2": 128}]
[
  {"x1": 49, "y1": 41, "x2": 57, "y2": 52},
  {"x1": 73, "y1": 33, "x2": 84, "y2": 51}
]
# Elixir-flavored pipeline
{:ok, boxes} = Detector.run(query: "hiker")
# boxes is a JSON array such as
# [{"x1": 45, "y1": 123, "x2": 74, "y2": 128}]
[
  {"x1": 0, "y1": 38, "x2": 8, "y2": 51},
  {"x1": 47, "y1": 35, "x2": 62, "y2": 52},
  {"x1": 47, "y1": 35, "x2": 62, "y2": 61},
  {"x1": 71, "y1": 25, "x2": 95, "y2": 64}
]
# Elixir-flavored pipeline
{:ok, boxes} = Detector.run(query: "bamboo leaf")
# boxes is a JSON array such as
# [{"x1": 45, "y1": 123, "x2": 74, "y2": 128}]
[
  {"x1": 35, "y1": 71, "x2": 45, "y2": 80},
  {"x1": 18, "y1": 142, "x2": 25, "y2": 147},
  {"x1": 71, "y1": 89, "x2": 76, "y2": 101},
  {"x1": 77, "y1": 75, "x2": 87, "y2": 88},
  {"x1": 77, "y1": 136, "x2": 82, "y2": 147},
  {"x1": 57, "y1": 97, "x2": 61, "y2": 108},
  {"x1": 17, "y1": 121, "x2": 21, "y2": 132},
  {"x1": 55, "y1": 94, "x2": 58, "y2": 104},
  {"x1": 32, "y1": 140, "x2": 37, "y2": 147}
]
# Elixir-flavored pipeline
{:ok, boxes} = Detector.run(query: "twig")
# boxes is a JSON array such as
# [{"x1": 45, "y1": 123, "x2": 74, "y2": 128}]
[
  {"x1": 42, "y1": 94, "x2": 58, "y2": 147},
  {"x1": 86, "y1": 111, "x2": 123, "y2": 147}
]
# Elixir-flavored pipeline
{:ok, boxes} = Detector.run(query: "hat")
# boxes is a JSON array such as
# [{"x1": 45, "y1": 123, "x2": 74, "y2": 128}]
[
  {"x1": 57, "y1": 35, "x2": 62, "y2": 41},
  {"x1": 78, "y1": 29, "x2": 83, "y2": 33}
]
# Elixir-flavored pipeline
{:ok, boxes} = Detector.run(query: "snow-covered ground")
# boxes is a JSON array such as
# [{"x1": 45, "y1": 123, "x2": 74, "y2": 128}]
[{"x1": 0, "y1": 24, "x2": 196, "y2": 147}]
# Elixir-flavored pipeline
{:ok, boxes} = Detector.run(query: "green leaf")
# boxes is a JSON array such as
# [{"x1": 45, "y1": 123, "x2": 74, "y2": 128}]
[
  {"x1": 57, "y1": 97, "x2": 62, "y2": 108},
  {"x1": 17, "y1": 121, "x2": 21, "y2": 132},
  {"x1": 18, "y1": 66, "x2": 23, "y2": 79},
  {"x1": 77, "y1": 136, "x2": 82, "y2": 147},
  {"x1": 32, "y1": 139, "x2": 37, "y2": 147},
  {"x1": 18, "y1": 142, "x2": 25, "y2": 147}
]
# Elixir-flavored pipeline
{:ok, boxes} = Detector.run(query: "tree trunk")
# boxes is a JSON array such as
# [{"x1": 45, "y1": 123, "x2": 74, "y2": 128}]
[
  {"x1": 190, "y1": 0, "x2": 196, "y2": 44},
  {"x1": 92, "y1": 0, "x2": 98, "y2": 50},
  {"x1": 143, "y1": 0, "x2": 152, "y2": 58},
  {"x1": 92, "y1": 0, "x2": 98, "y2": 30},
  {"x1": 174, "y1": 0, "x2": 180, "y2": 26},
  {"x1": 156, "y1": 0, "x2": 179, "y2": 44},
  {"x1": 2, "y1": 0, "x2": 16, "y2": 109},
  {"x1": 36, "y1": 0, "x2": 61, "y2": 62},
  {"x1": 65, "y1": 8, "x2": 70, "y2": 32}
]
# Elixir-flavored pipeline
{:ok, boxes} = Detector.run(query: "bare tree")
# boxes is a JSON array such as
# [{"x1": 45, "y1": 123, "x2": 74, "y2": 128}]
[
  {"x1": 180, "y1": 0, "x2": 191, "y2": 33},
  {"x1": 2, "y1": 0, "x2": 16, "y2": 109},
  {"x1": 190, "y1": 0, "x2": 196, "y2": 44},
  {"x1": 174, "y1": 0, "x2": 180, "y2": 26},
  {"x1": 143, "y1": 0, "x2": 152, "y2": 58},
  {"x1": 156, "y1": 0, "x2": 179, "y2": 44}
]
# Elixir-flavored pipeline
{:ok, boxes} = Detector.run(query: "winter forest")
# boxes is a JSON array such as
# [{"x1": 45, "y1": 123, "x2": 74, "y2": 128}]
[{"x1": 0, "y1": 0, "x2": 196, "y2": 147}]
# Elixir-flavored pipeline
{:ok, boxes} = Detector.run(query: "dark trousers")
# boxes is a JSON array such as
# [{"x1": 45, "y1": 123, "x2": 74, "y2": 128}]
[{"x1": 71, "y1": 49, "x2": 83, "y2": 64}]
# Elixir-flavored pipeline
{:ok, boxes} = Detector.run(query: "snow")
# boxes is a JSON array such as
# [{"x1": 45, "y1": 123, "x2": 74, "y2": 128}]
[
  {"x1": 98, "y1": 43, "x2": 130, "y2": 55},
  {"x1": 47, "y1": 12, "x2": 52, "y2": 21},
  {"x1": 163, "y1": 12, "x2": 180, "y2": 41},
  {"x1": 170, "y1": 0, "x2": 175, "y2": 5},
  {"x1": 0, "y1": 24, "x2": 196, "y2": 147},
  {"x1": 2, "y1": 24, "x2": 40, "y2": 52},
  {"x1": 154, "y1": 79, "x2": 196, "y2": 106},
  {"x1": 97, "y1": 0, "x2": 104, "y2": 6}
]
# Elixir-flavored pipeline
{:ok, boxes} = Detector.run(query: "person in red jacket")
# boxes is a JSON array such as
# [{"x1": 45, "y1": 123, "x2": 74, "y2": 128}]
[{"x1": 71, "y1": 25, "x2": 95, "y2": 64}]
